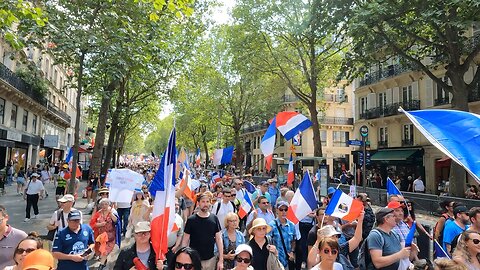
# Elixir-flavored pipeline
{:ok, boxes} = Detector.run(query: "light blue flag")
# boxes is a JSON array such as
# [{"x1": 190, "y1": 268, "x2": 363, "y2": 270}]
[{"x1": 402, "y1": 108, "x2": 480, "y2": 184}]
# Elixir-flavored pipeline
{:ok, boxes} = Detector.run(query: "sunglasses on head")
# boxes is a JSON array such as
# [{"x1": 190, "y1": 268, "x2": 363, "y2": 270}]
[
  {"x1": 16, "y1": 248, "x2": 36, "y2": 254},
  {"x1": 175, "y1": 262, "x2": 194, "y2": 270},
  {"x1": 236, "y1": 256, "x2": 251, "y2": 264},
  {"x1": 322, "y1": 248, "x2": 338, "y2": 255}
]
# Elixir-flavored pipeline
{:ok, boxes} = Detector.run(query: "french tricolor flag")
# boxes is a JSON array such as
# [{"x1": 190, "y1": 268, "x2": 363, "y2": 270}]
[
  {"x1": 260, "y1": 117, "x2": 276, "y2": 171},
  {"x1": 179, "y1": 167, "x2": 196, "y2": 202},
  {"x1": 195, "y1": 148, "x2": 201, "y2": 166},
  {"x1": 325, "y1": 189, "x2": 364, "y2": 222},
  {"x1": 287, "y1": 171, "x2": 317, "y2": 224},
  {"x1": 276, "y1": 111, "x2": 312, "y2": 140},
  {"x1": 149, "y1": 128, "x2": 177, "y2": 260},
  {"x1": 238, "y1": 191, "x2": 254, "y2": 219},
  {"x1": 287, "y1": 154, "x2": 294, "y2": 186},
  {"x1": 212, "y1": 146, "x2": 234, "y2": 166}
]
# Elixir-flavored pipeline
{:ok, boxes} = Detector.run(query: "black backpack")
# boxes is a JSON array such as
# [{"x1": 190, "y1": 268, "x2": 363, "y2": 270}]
[
  {"x1": 434, "y1": 214, "x2": 453, "y2": 250},
  {"x1": 214, "y1": 200, "x2": 236, "y2": 215}
]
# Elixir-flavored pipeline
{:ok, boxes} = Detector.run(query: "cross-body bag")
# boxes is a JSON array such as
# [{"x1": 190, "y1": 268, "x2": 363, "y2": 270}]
[
  {"x1": 266, "y1": 235, "x2": 285, "y2": 270},
  {"x1": 275, "y1": 220, "x2": 295, "y2": 270},
  {"x1": 46, "y1": 210, "x2": 64, "y2": 240}
]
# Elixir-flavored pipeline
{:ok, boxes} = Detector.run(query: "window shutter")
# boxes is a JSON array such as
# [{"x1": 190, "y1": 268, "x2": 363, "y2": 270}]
[{"x1": 424, "y1": 77, "x2": 434, "y2": 107}]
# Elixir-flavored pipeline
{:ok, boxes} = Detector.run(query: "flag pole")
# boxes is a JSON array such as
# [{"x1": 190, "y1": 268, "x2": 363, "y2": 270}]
[{"x1": 434, "y1": 239, "x2": 451, "y2": 259}]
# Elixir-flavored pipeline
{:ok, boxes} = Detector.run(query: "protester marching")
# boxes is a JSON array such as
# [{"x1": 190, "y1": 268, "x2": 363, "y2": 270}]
[{"x1": 1, "y1": 126, "x2": 480, "y2": 270}]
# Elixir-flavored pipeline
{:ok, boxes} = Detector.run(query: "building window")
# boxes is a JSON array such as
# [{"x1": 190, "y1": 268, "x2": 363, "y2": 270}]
[
  {"x1": 32, "y1": 114, "x2": 37, "y2": 134},
  {"x1": 379, "y1": 127, "x2": 388, "y2": 147},
  {"x1": 360, "y1": 97, "x2": 367, "y2": 117},
  {"x1": 22, "y1": 110, "x2": 28, "y2": 131},
  {"x1": 402, "y1": 85, "x2": 413, "y2": 103},
  {"x1": 333, "y1": 131, "x2": 349, "y2": 147},
  {"x1": 10, "y1": 104, "x2": 17, "y2": 128},
  {"x1": 403, "y1": 124, "x2": 414, "y2": 146},
  {"x1": 320, "y1": 130, "x2": 327, "y2": 146},
  {"x1": 45, "y1": 59, "x2": 50, "y2": 78},
  {"x1": 0, "y1": 98, "x2": 5, "y2": 124}
]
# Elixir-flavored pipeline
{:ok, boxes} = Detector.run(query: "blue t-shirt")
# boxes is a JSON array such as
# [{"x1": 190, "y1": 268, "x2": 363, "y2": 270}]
[
  {"x1": 269, "y1": 219, "x2": 296, "y2": 267},
  {"x1": 442, "y1": 220, "x2": 468, "y2": 252},
  {"x1": 268, "y1": 186, "x2": 280, "y2": 205},
  {"x1": 53, "y1": 224, "x2": 94, "y2": 270}
]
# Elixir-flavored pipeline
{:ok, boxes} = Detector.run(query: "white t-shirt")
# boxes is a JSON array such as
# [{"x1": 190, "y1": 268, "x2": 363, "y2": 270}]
[
  {"x1": 310, "y1": 262, "x2": 343, "y2": 270},
  {"x1": 413, "y1": 179, "x2": 425, "y2": 192},
  {"x1": 49, "y1": 208, "x2": 83, "y2": 230},
  {"x1": 41, "y1": 170, "x2": 51, "y2": 181},
  {"x1": 213, "y1": 200, "x2": 235, "y2": 230},
  {"x1": 26, "y1": 180, "x2": 44, "y2": 195}
]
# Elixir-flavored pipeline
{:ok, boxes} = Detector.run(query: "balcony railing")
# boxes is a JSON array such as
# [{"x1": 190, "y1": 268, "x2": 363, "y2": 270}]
[
  {"x1": 359, "y1": 63, "x2": 412, "y2": 87},
  {"x1": 434, "y1": 97, "x2": 450, "y2": 106},
  {"x1": 468, "y1": 82, "x2": 480, "y2": 102},
  {"x1": 47, "y1": 101, "x2": 71, "y2": 125},
  {"x1": 402, "y1": 139, "x2": 414, "y2": 146},
  {"x1": 320, "y1": 117, "x2": 354, "y2": 125},
  {"x1": 378, "y1": 140, "x2": 388, "y2": 148},
  {"x1": 242, "y1": 122, "x2": 269, "y2": 134},
  {"x1": 0, "y1": 62, "x2": 48, "y2": 106},
  {"x1": 323, "y1": 94, "x2": 347, "y2": 103},
  {"x1": 359, "y1": 100, "x2": 420, "y2": 120}
]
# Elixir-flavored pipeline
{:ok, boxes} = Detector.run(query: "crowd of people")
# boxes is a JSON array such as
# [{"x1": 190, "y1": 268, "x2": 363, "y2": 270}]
[{"x1": 0, "y1": 163, "x2": 479, "y2": 270}]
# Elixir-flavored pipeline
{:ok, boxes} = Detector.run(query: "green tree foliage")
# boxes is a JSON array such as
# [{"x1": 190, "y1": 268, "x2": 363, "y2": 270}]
[
  {"x1": 0, "y1": 0, "x2": 47, "y2": 49},
  {"x1": 144, "y1": 115, "x2": 175, "y2": 156},
  {"x1": 232, "y1": 0, "x2": 347, "y2": 160},
  {"x1": 335, "y1": 0, "x2": 480, "y2": 196}
]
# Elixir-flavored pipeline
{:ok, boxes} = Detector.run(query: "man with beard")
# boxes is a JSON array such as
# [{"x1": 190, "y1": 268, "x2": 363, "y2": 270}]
[
  {"x1": 443, "y1": 205, "x2": 470, "y2": 256},
  {"x1": 182, "y1": 191, "x2": 224, "y2": 270}
]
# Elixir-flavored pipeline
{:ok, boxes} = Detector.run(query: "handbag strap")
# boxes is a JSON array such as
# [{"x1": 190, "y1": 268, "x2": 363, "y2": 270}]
[{"x1": 274, "y1": 220, "x2": 289, "y2": 257}]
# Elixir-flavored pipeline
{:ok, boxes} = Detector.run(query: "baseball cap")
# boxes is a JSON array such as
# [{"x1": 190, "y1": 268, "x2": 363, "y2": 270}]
[
  {"x1": 260, "y1": 180, "x2": 268, "y2": 186},
  {"x1": 268, "y1": 179, "x2": 277, "y2": 183},
  {"x1": 276, "y1": 201, "x2": 289, "y2": 209},
  {"x1": 22, "y1": 249, "x2": 54, "y2": 270},
  {"x1": 67, "y1": 210, "x2": 82, "y2": 220},
  {"x1": 453, "y1": 205, "x2": 468, "y2": 216},
  {"x1": 62, "y1": 164, "x2": 69, "y2": 169},
  {"x1": 387, "y1": 201, "x2": 404, "y2": 209},
  {"x1": 235, "y1": 244, "x2": 253, "y2": 257},
  {"x1": 375, "y1": 207, "x2": 394, "y2": 221},
  {"x1": 134, "y1": 221, "x2": 151, "y2": 233},
  {"x1": 31, "y1": 173, "x2": 40, "y2": 178},
  {"x1": 327, "y1": 187, "x2": 336, "y2": 195},
  {"x1": 57, "y1": 194, "x2": 75, "y2": 203}
]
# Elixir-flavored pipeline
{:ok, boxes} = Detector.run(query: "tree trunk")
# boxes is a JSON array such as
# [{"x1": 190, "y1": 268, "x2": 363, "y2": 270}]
[
  {"x1": 89, "y1": 81, "x2": 118, "y2": 183},
  {"x1": 200, "y1": 125, "x2": 209, "y2": 168},
  {"x1": 112, "y1": 124, "x2": 124, "y2": 168},
  {"x1": 69, "y1": 52, "x2": 85, "y2": 193},
  {"x1": 447, "y1": 69, "x2": 469, "y2": 197},
  {"x1": 233, "y1": 128, "x2": 243, "y2": 173},
  {"x1": 101, "y1": 79, "x2": 125, "y2": 177},
  {"x1": 309, "y1": 104, "x2": 323, "y2": 172}
]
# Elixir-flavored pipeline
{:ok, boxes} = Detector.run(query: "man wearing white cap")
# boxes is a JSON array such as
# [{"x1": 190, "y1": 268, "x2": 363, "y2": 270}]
[
  {"x1": 23, "y1": 173, "x2": 44, "y2": 222},
  {"x1": 47, "y1": 194, "x2": 83, "y2": 234}
]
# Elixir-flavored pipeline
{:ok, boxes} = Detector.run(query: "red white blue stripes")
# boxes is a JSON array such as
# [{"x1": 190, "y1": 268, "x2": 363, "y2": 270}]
[
  {"x1": 276, "y1": 111, "x2": 312, "y2": 140},
  {"x1": 260, "y1": 117, "x2": 277, "y2": 171}
]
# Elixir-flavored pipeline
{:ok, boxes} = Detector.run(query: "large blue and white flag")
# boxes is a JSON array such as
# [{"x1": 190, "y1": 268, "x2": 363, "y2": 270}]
[
  {"x1": 402, "y1": 108, "x2": 480, "y2": 184},
  {"x1": 386, "y1": 178, "x2": 402, "y2": 196},
  {"x1": 212, "y1": 146, "x2": 234, "y2": 165}
]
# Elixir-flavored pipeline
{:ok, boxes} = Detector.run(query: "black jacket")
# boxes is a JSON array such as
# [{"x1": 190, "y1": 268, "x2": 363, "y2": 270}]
[{"x1": 113, "y1": 243, "x2": 158, "y2": 270}]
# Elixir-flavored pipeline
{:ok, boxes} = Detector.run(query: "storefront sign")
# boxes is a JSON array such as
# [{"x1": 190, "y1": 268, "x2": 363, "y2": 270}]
[
  {"x1": 7, "y1": 131, "x2": 22, "y2": 142},
  {"x1": 44, "y1": 135, "x2": 59, "y2": 148}
]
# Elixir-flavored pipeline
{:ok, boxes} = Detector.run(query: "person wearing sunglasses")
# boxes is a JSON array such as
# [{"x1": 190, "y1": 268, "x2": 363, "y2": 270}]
[
  {"x1": 167, "y1": 247, "x2": 202, "y2": 270},
  {"x1": 245, "y1": 196, "x2": 275, "y2": 235},
  {"x1": 232, "y1": 244, "x2": 253, "y2": 270},
  {"x1": 0, "y1": 205, "x2": 28, "y2": 269},
  {"x1": 268, "y1": 201, "x2": 295, "y2": 269},
  {"x1": 452, "y1": 231, "x2": 480, "y2": 269},
  {"x1": 310, "y1": 237, "x2": 342, "y2": 270},
  {"x1": 3, "y1": 233, "x2": 43, "y2": 270}
]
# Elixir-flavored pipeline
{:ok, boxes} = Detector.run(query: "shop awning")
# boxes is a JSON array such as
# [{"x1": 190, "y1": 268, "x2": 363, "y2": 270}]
[{"x1": 370, "y1": 149, "x2": 419, "y2": 161}]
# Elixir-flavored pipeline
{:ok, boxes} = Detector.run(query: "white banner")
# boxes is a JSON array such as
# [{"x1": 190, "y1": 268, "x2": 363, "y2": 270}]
[{"x1": 106, "y1": 169, "x2": 144, "y2": 203}]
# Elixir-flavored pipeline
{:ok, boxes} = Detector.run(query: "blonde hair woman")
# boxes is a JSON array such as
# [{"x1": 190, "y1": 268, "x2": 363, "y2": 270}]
[
  {"x1": 221, "y1": 213, "x2": 245, "y2": 269},
  {"x1": 452, "y1": 231, "x2": 480, "y2": 269},
  {"x1": 434, "y1": 258, "x2": 467, "y2": 270}
]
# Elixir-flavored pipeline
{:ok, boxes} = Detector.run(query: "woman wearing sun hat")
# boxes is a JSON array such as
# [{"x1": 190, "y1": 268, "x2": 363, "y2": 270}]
[{"x1": 247, "y1": 218, "x2": 278, "y2": 270}]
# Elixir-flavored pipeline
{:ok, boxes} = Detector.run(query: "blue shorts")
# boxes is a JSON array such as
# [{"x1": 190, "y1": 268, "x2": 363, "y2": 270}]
[{"x1": 16, "y1": 177, "x2": 25, "y2": 185}]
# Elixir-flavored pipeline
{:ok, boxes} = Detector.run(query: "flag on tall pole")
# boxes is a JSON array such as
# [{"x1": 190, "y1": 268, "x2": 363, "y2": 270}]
[
  {"x1": 287, "y1": 171, "x2": 317, "y2": 224},
  {"x1": 212, "y1": 146, "x2": 234, "y2": 165},
  {"x1": 195, "y1": 148, "x2": 201, "y2": 166},
  {"x1": 260, "y1": 117, "x2": 277, "y2": 171},
  {"x1": 287, "y1": 154, "x2": 294, "y2": 186},
  {"x1": 149, "y1": 128, "x2": 177, "y2": 260},
  {"x1": 386, "y1": 178, "x2": 402, "y2": 196}
]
